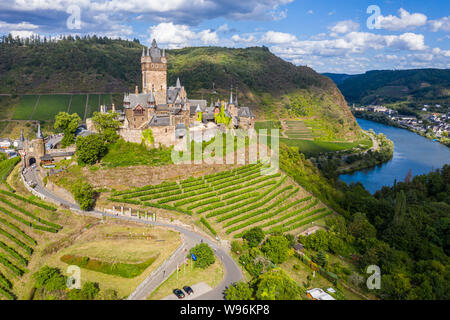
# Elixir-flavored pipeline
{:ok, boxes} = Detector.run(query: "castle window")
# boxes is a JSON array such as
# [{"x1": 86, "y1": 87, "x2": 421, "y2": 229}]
[
  {"x1": 165, "y1": 128, "x2": 168, "y2": 133},
  {"x1": 151, "y1": 64, "x2": 154, "y2": 68}
]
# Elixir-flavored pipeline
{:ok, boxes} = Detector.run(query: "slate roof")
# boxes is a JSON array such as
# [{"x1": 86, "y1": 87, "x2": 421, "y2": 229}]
[
  {"x1": 167, "y1": 87, "x2": 181, "y2": 104},
  {"x1": 149, "y1": 116, "x2": 170, "y2": 126},
  {"x1": 125, "y1": 93, "x2": 152, "y2": 108},
  {"x1": 238, "y1": 107, "x2": 255, "y2": 118}
]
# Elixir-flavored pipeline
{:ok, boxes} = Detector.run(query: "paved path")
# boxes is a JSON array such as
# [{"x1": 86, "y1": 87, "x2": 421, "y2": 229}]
[{"x1": 22, "y1": 167, "x2": 242, "y2": 300}]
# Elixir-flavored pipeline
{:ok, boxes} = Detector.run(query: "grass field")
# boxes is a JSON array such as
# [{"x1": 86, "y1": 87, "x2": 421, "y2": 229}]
[
  {"x1": 49, "y1": 223, "x2": 181, "y2": 298},
  {"x1": 32, "y1": 95, "x2": 71, "y2": 121},
  {"x1": 12, "y1": 95, "x2": 38, "y2": 120},
  {"x1": 68, "y1": 94, "x2": 87, "y2": 119},
  {"x1": 86, "y1": 94, "x2": 100, "y2": 119},
  {"x1": 7, "y1": 94, "x2": 119, "y2": 122},
  {"x1": 148, "y1": 259, "x2": 224, "y2": 300},
  {"x1": 108, "y1": 162, "x2": 334, "y2": 240}
]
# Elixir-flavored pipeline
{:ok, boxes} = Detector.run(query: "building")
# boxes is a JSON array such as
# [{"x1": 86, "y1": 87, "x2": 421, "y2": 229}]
[
  {"x1": 87, "y1": 39, "x2": 256, "y2": 148},
  {"x1": 306, "y1": 288, "x2": 336, "y2": 300}
]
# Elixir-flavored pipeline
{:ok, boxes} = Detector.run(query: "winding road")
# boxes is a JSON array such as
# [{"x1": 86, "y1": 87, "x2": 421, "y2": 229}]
[{"x1": 22, "y1": 166, "x2": 243, "y2": 300}]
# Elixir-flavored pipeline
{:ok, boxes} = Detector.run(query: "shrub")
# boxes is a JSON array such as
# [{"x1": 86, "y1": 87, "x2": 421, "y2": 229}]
[
  {"x1": 71, "y1": 180, "x2": 95, "y2": 210},
  {"x1": 243, "y1": 227, "x2": 265, "y2": 248},
  {"x1": 189, "y1": 243, "x2": 215, "y2": 269},
  {"x1": 261, "y1": 235, "x2": 290, "y2": 264},
  {"x1": 76, "y1": 133, "x2": 107, "y2": 165}
]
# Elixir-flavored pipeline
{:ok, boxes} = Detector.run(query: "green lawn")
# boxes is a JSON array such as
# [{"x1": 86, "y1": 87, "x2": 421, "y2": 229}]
[
  {"x1": 12, "y1": 95, "x2": 38, "y2": 120},
  {"x1": 33, "y1": 95, "x2": 70, "y2": 121},
  {"x1": 100, "y1": 94, "x2": 112, "y2": 106},
  {"x1": 68, "y1": 94, "x2": 87, "y2": 119},
  {"x1": 86, "y1": 94, "x2": 100, "y2": 119}
]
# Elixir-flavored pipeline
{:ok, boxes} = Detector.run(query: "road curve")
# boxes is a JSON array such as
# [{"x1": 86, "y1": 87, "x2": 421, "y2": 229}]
[{"x1": 22, "y1": 166, "x2": 243, "y2": 300}]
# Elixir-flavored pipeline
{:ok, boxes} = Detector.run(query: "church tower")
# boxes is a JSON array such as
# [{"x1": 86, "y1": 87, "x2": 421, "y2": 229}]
[{"x1": 141, "y1": 39, "x2": 167, "y2": 105}]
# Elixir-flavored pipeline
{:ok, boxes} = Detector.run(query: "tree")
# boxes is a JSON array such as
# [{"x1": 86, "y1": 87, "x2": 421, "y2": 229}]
[
  {"x1": 243, "y1": 227, "x2": 265, "y2": 248},
  {"x1": 141, "y1": 128, "x2": 154, "y2": 146},
  {"x1": 314, "y1": 250, "x2": 328, "y2": 267},
  {"x1": 348, "y1": 212, "x2": 376, "y2": 240},
  {"x1": 189, "y1": 243, "x2": 215, "y2": 269},
  {"x1": 300, "y1": 229, "x2": 329, "y2": 251},
  {"x1": 225, "y1": 281, "x2": 253, "y2": 300},
  {"x1": 261, "y1": 235, "x2": 290, "y2": 264},
  {"x1": 76, "y1": 133, "x2": 107, "y2": 165},
  {"x1": 54, "y1": 112, "x2": 81, "y2": 147},
  {"x1": 92, "y1": 111, "x2": 120, "y2": 144},
  {"x1": 71, "y1": 180, "x2": 95, "y2": 210},
  {"x1": 254, "y1": 269, "x2": 302, "y2": 300},
  {"x1": 33, "y1": 266, "x2": 66, "y2": 292},
  {"x1": 231, "y1": 240, "x2": 243, "y2": 254}
]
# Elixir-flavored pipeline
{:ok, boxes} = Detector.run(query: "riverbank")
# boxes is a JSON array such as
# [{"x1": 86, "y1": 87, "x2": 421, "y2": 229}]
[
  {"x1": 340, "y1": 119, "x2": 450, "y2": 193},
  {"x1": 309, "y1": 131, "x2": 394, "y2": 179},
  {"x1": 353, "y1": 111, "x2": 450, "y2": 148}
]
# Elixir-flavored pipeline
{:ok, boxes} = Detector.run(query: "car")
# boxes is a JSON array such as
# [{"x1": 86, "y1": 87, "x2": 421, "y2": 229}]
[
  {"x1": 173, "y1": 289, "x2": 185, "y2": 299},
  {"x1": 183, "y1": 286, "x2": 194, "y2": 295}
]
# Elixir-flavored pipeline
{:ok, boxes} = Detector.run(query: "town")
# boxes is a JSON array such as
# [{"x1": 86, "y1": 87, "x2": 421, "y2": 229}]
[{"x1": 352, "y1": 104, "x2": 450, "y2": 146}]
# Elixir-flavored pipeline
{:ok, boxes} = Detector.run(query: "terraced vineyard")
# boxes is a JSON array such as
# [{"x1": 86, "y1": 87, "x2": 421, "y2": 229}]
[
  {"x1": 108, "y1": 163, "x2": 334, "y2": 239},
  {"x1": 0, "y1": 184, "x2": 62, "y2": 300},
  {"x1": 284, "y1": 120, "x2": 314, "y2": 140}
]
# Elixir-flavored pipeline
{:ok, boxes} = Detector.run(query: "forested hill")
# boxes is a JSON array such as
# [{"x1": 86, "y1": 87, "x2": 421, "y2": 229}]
[
  {"x1": 325, "y1": 69, "x2": 450, "y2": 106},
  {"x1": 0, "y1": 35, "x2": 361, "y2": 140}
]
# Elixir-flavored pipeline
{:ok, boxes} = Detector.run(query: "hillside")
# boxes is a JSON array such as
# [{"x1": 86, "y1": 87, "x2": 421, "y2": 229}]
[
  {"x1": 0, "y1": 36, "x2": 362, "y2": 142},
  {"x1": 325, "y1": 69, "x2": 450, "y2": 107}
]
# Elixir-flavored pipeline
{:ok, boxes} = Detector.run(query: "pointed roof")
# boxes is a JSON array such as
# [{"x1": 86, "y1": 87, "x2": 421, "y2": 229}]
[
  {"x1": 229, "y1": 90, "x2": 233, "y2": 104},
  {"x1": 146, "y1": 47, "x2": 150, "y2": 56},
  {"x1": 148, "y1": 90, "x2": 155, "y2": 103},
  {"x1": 142, "y1": 47, "x2": 145, "y2": 57},
  {"x1": 195, "y1": 104, "x2": 202, "y2": 113},
  {"x1": 36, "y1": 123, "x2": 43, "y2": 139},
  {"x1": 152, "y1": 39, "x2": 157, "y2": 48},
  {"x1": 162, "y1": 49, "x2": 166, "y2": 57},
  {"x1": 176, "y1": 77, "x2": 181, "y2": 88}
]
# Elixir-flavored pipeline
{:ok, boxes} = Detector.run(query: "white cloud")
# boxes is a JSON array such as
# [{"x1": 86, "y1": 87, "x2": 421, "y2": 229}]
[
  {"x1": 9, "y1": 30, "x2": 36, "y2": 38},
  {"x1": 231, "y1": 34, "x2": 257, "y2": 43},
  {"x1": 376, "y1": 8, "x2": 427, "y2": 31},
  {"x1": 429, "y1": 16, "x2": 450, "y2": 32},
  {"x1": 149, "y1": 22, "x2": 218, "y2": 48},
  {"x1": 307, "y1": 10, "x2": 313, "y2": 15},
  {"x1": 217, "y1": 24, "x2": 228, "y2": 32},
  {"x1": 261, "y1": 31, "x2": 297, "y2": 44},
  {"x1": 329, "y1": 20, "x2": 359, "y2": 35}
]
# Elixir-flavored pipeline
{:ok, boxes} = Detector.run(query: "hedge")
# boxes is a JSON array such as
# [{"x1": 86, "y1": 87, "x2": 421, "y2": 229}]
[
  {"x1": 207, "y1": 177, "x2": 287, "y2": 218},
  {"x1": 0, "y1": 205, "x2": 58, "y2": 233},
  {"x1": 0, "y1": 253, "x2": 24, "y2": 276},
  {"x1": 0, "y1": 286, "x2": 15, "y2": 300},
  {"x1": 108, "y1": 198, "x2": 141, "y2": 205},
  {"x1": 122, "y1": 185, "x2": 181, "y2": 199},
  {"x1": 0, "y1": 190, "x2": 57, "y2": 211},
  {"x1": 0, "y1": 197, "x2": 62, "y2": 230},
  {"x1": 0, "y1": 216, "x2": 37, "y2": 245},
  {"x1": 200, "y1": 217, "x2": 217, "y2": 236},
  {"x1": 197, "y1": 202, "x2": 226, "y2": 214},
  {"x1": 173, "y1": 192, "x2": 218, "y2": 207},
  {"x1": 139, "y1": 190, "x2": 180, "y2": 201},
  {"x1": 0, "y1": 271, "x2": 12, "y2": 289},
  {"x1": 261, "y1": 199, "x2": 318, "y2": 229},
  {"x1": 156, "y1": 187, "x2": 214, "y2": 204},
  {"x1": 223, "y1": 189, "x2": 304, "y2": 227},
  {"x1": 186, "y1": 197, "x2": 221, "y2": 210},
  {"x1": 112, "y1": 181, "x2": 178, "y2": 196},
  {"x1": 0, "y1": 241, "x2": 28, "y2": 266},
  {"x1": 142, "y1": 202, "x2": 193, "y2": 216},
  {"x1": 267, "y1": 210, "x2": 332, "y2": 234},
  {"x1": 0, "y1": 228, "x2": 33, "y2": 255}
]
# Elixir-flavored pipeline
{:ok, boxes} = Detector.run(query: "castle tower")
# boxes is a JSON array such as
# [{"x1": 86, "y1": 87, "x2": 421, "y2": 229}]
[
  {"x1": 141, "y1": 39, "x2": 167, "y2": 104},
  {"x1": 34, "y1": 123, "x2": 45, "y2": 165}
]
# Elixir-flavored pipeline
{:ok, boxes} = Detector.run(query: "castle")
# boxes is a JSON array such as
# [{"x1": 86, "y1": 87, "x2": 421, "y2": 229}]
[{"x1": 88, "y1": 39, "x2": 255, "y2": 147}]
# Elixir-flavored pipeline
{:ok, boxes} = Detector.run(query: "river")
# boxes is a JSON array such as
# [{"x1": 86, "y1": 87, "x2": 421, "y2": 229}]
[{"x1": 339, "y1": 118, "x2": 450, "y2": 194}]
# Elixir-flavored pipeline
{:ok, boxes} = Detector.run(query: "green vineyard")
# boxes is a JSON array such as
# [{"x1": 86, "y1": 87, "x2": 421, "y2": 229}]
[
  {"x1": 0, "y1": 167, "x2": 62, "y2": 299},
  {"x1": 109, "y1": 163, "x2": 333, "y2": 239}
]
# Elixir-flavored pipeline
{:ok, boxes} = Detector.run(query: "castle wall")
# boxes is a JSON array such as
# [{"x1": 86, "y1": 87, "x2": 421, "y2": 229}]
[{"x1": 118, "y1": 126, "x2": 176, "y2": 148}]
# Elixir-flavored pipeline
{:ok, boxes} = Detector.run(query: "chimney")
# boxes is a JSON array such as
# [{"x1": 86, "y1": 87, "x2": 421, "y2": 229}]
[{"x1": 135, "y1": 86, "x2": 139, "y2": 94}]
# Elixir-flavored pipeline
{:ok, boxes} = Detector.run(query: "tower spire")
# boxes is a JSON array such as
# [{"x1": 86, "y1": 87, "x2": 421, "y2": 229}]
[
  {"x1": 229, "y1": 84, "x2": 233, "y2": 104},
  {"x1": 36, "y1": 123, "x2": 43, "y2": 139},
  {"x1": 176, "y1": 77, "x2": 181, "y2": 88},
  {"x1": 142, "y1": 47, "x2": 145, "y2": 57}
]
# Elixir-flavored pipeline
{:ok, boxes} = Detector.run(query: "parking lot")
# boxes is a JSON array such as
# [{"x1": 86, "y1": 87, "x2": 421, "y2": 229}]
[{"x1": 162, "y1": 282, "x2": 213, "y2": 300}]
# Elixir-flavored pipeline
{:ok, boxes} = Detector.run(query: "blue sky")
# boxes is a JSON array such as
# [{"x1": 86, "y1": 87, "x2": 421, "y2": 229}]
[{"x1": 0, "y1": 0, "x2": 449, "y2": 73}]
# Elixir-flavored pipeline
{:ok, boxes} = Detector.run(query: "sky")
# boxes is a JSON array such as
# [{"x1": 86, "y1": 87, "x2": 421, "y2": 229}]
[{"x1": 0, "y1": 0, "x2": 449, "y2": 74}]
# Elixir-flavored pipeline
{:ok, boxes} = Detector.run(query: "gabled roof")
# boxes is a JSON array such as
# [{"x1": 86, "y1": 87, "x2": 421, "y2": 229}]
[
  {"x1": 238, "y1": 107, "x2": 255, "y2": 118},
  {"x1": 149, "y1": 116, "x2": 170, "y2": 127}
]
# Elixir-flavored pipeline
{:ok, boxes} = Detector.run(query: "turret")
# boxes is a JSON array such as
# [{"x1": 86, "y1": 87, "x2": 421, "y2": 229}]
[
  {"x1": 36, "y1": 123, "x2": 43, "y2": 139},
  {"x1": 176, "y1": 77, "x2": 181, "y2": 89}
]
